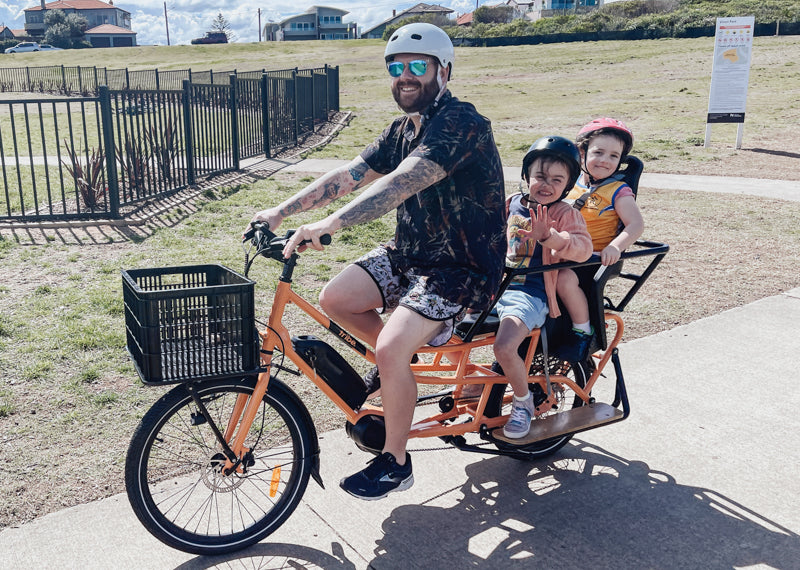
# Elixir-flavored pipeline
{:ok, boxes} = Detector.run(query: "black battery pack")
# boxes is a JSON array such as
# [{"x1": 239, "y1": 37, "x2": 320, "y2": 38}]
[{"x1": 291, "y1": 335, "x2": 368, "y2": 410}]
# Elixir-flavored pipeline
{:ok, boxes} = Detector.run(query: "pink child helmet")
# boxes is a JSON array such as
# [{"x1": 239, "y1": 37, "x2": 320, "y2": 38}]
[{"x1": 576, "y1": 117, "x2": 634, "y2": 158}]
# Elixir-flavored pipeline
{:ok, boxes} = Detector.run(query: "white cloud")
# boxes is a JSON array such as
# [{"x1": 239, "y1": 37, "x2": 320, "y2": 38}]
[{"x1": 1, "y1": 1, "x2": 484, "y2": 45}]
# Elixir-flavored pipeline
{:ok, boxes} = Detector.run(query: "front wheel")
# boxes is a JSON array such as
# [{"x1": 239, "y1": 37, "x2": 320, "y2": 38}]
[
  {"x1": 487, "y1": 355, "x2": 589, "y2": 460},
  {"x1": 125, "y1": 376, "x2": 315, "y2": 555}
]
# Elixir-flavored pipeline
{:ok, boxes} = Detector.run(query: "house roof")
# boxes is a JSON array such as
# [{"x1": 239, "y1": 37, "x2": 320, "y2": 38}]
[
  {"x1": 26, "y1": 0, "x2": 129, "y2": 13},
  {"x1": 1, "y1": 26, "x2": 27, "y2": 37},
  {"x1": 304, "y1": 5, "x2": 349, "y2": 16},
  {"x1": 85, "y1": 24, "x2": 135, "y2": 34},
  {"x1": 361, "y1": 3, "x2": 454, "y2": 36},
  {"x1": 456, "y1": 12, "x2": 473, "y2": 25}
]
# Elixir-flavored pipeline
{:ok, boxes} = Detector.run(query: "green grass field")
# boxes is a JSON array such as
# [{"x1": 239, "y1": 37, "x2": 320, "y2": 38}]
[{"x1": 4, "y1": 35, "x2": 800, "y2": 177}]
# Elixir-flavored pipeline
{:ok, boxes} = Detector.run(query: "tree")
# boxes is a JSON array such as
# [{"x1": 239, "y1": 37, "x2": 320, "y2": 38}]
[
  {"x1": 209, "y1": 12, "x2": 236, "y2": 42},
  {"x1": 43, "y1": 9, "x2": 88, "y2": 48},
  {"x1": 473, "y1": 5, "x2": 515, "y2": 25}
]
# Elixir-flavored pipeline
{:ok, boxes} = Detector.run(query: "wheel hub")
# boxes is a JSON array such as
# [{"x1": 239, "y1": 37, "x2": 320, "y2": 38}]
[{"x1": 200, "y1": 452, "x2": 246, "y2": 492}]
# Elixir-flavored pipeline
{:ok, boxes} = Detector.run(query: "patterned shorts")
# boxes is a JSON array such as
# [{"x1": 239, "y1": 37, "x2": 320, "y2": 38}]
[{"x1": 354, "y1": 245, "x2": 465, "y2": 347}]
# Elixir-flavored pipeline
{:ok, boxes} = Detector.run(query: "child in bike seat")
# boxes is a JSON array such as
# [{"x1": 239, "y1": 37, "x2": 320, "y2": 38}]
[
  {"x1": 566, "y1": 117, "x2": 645, "y2": 266},
  {"x1": 555, "y1": 118, "x2": 645, "y2": 360},
  {"x1": 494, "y1": 136, "x2": 592, "y2": 439}
]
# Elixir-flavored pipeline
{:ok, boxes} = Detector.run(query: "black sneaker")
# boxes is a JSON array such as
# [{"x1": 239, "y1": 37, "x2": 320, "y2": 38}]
[
  {"x1": 557, "y1": 327, "x2": 594, "y2": 363},
  {"x1": 339, "y1": 452, "x2": 413, "y2": 500}
]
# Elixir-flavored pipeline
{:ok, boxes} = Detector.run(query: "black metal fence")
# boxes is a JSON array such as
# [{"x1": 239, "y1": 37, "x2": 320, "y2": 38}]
[{"x1": 0, "y1": 66, "x2": 340, "y2": 222}]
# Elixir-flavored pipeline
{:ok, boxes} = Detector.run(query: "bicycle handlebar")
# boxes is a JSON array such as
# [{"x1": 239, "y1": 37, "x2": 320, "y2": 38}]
[{"x1": 244, "y1": 222, "x2": 332, "y2": 263}]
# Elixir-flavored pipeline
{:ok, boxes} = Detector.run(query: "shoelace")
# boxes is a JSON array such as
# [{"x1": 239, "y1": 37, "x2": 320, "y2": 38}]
[{"x1": 508, "y1": 403, "x2": 532, "y2": 426}]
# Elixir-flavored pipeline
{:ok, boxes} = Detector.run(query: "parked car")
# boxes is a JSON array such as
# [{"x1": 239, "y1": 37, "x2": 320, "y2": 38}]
[
  {"x1": 191, "y1": 32, "x2": 228, "y2": 45},
  {"x1": 5, "y1": 42, "x2": 42, "y2": 53}
]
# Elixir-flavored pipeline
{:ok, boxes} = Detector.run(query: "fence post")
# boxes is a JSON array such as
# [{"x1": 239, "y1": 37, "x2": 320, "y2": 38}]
[
  {"x1": 155, "y1": 68, "x2": 160, "y2": 91},
  {"x1": 292, "y1": 69, "x2": 299, "y2": 146},
  {"x1": 323, "y1": 63, "x2": 329, "y2": 118},
  {"x1": 77, "y1": 65, "x2": 82, "y2": 94},
  {"x1": 229, "y1": 74, "x2": 240, "y2": 170},
  {"x1": 125, "y1": 68, "x2": 130, "y2": 90},
  {"x1": 182, "y1": 79, "x2": 196, "y2": 185},
  {"x1": 61, "y1": 65, "x2": 66, "y2": 93},
  {"x1": 310, "y1": 67, "x2": 316, "y2": 127},
  {"x1": 261, "y1": 72, "x2": 271, "y2": 158},
  {"x1": 98, "y1": 86, "x2": 121, "y2": 218},
  {"x1": 93, "y1": 67, "x2": 98, "y2": 94}
]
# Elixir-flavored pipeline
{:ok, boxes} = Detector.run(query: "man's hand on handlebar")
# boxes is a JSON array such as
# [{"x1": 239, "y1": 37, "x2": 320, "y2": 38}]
[
  {"x1": 245, "y1": 208, "x2": 283, "y2": 240},
  {"x1": 282, "y1": 218, "x2": 339, "y2": 258}
]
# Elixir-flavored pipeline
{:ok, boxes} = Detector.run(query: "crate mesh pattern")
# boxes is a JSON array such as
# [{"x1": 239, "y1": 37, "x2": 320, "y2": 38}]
[{"x1": 122, "y1": 264, "x2": 258, "y2": 384}]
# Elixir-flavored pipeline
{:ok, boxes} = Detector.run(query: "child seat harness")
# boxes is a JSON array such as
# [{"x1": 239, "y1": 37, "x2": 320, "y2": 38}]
[{"x1": 571, "y1": 172, "x2": 625, "y2": 211}]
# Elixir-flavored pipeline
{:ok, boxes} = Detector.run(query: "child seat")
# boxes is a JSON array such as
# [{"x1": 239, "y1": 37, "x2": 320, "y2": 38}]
[
  {"x1": 456, "y1": 155, "x2": 667, "y2": 363},
  {"x1": 549, "y1": 155, "x2": 642, "y2": 355}
]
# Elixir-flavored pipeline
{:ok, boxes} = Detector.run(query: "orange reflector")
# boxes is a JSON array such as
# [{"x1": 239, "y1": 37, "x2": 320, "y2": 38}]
[{"x1": 269, "y1": 466, "x2": 281, "y2": 497}]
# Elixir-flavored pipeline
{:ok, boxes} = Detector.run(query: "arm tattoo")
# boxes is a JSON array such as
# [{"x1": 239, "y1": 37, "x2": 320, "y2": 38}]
[
  {"x1": 337, "y1": 159, "x2": 444, "y2": 227},
  {"x1": 349, "y1": 161, "x2": 370, "y2": 185},
  {"x1": 278, "y1": 170, "x2": 354, "y2": 218}
]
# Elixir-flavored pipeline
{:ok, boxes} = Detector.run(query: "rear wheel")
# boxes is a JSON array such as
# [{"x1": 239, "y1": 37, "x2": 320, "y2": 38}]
[
  {"x1": 487, "y1": 354, "x2": 588, "y2": 460},
  {"x1": 125, "y1": 377, "x2": 315, "y2": 555}
]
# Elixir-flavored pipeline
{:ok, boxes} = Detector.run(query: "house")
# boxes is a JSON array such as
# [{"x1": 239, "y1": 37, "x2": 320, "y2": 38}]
[
  {"x1": 456, "y1": 12, "x2": 473, "y2": 27},
  {"x1": 264, "y1": 6, "x2": 357, "y2": 42},
  {"x1": 23, "y1": 0, "x2": 136, "y2": 47},
  {"x1": 360, "y1": 3, "x2": 454, "y2": 39},
  {"x1": 509, "y1": 0, "x2": 601, "y2": 22},
  {"x1": 84, "y1": 23, "x2": 136, "y2": 47}
]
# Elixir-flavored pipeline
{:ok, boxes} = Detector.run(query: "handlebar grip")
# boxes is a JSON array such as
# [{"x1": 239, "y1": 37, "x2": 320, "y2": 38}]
[{"x1": 243, "y1": 221, "x2": 269, "y2": 242}]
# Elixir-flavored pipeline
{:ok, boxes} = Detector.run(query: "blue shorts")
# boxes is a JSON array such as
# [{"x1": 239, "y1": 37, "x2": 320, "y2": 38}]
[{"x1": 495, "y1": 289, "x2": 548, "y2": 332}]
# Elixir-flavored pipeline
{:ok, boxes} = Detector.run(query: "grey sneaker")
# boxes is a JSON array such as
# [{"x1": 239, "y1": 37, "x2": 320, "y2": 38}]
[{"x1": 503, "y1": 392, "x2": 536, "y2": 439}]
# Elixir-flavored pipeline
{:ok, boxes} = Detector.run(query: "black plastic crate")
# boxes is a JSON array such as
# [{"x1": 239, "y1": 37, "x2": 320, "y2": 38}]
[{"x1": 122, "y1": 264, "x2": 259, "y2": 385}]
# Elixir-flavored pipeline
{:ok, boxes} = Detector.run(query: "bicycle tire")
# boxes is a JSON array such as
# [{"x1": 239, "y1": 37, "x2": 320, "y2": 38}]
[
  {"x1": 486, "y1": 356, "x2": 589, "y2": 460},
  {"x1": 125, "y1": 376, "x2": 315, "y2": 555}
]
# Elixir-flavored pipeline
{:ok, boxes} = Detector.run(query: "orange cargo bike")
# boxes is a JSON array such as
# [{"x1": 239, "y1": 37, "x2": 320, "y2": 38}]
[{"x1": 121, "y1": 221, "x2": 667, "y2": 555}]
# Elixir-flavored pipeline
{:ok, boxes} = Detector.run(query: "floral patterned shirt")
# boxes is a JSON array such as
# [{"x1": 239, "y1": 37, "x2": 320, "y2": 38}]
[{"x1": 360, "y1": 91, "x2": 507, "y2": 310}]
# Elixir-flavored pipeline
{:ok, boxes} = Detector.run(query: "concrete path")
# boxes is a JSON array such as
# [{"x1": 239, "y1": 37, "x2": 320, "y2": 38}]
[
  {"x1": 280, "y1": 158, "x2": 800, "y2": 202},
  {"x1": 2, "y1": 288, "x2": 799, "y2": 569}
]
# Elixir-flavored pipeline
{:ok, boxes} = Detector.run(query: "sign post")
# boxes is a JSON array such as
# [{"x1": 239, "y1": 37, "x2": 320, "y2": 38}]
[{"x1": 705, "y1": 16, "x2": 755, "y2": 149}]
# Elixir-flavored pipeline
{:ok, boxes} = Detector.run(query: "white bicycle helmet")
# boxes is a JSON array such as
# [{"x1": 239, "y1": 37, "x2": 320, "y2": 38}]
[{"x1": 384, "y1": 23, "x2": 454, "y2": 78}]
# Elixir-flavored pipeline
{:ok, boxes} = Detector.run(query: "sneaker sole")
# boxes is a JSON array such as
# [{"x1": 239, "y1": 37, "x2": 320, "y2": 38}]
[
  {"x1": 503, "y1": 426, "x2": 531, "y2": 439},
  {"x1": 341, "y1": 474, "x2": 414, "y2": 501}
]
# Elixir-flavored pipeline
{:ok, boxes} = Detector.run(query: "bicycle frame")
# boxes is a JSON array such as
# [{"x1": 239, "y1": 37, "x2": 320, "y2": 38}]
[{"x1": 220, "y1": 230, "x2": 667, "y2": 469}]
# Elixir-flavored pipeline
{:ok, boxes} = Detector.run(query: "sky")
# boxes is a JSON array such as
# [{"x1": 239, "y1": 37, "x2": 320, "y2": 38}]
[{"x1": 0, "y1": 0, "x2": 484, "y2": 45}]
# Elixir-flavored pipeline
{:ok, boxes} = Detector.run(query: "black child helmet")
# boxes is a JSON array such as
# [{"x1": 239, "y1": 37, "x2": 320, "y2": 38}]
[{"x1": 520, "y1": 136, "x2": 582, "y2": 201}]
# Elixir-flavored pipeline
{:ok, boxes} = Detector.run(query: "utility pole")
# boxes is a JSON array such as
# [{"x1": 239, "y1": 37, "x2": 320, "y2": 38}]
[
  {"x1": 258, "y1": 8, "x2": 262, "y2": 42},
  {"x1": 164, "y1": 2, "x2": 170, "y2": 46}
]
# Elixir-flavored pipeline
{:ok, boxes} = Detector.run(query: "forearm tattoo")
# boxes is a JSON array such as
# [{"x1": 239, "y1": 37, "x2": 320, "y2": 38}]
[
  {"x1": 278, "y1": 173, "x2": 352, "y2": 218},
  {"x1": 337, "y1": 160, "x2": 443, "y2": 227}
]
